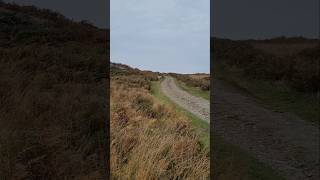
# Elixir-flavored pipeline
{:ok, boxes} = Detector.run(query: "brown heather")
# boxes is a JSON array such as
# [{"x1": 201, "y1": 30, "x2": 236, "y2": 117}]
[
  {"x1": 110, "y1": 73, "x2": 209, "y2": 180},
  {"x1": 212, "y1": 37, "x2": 320, "y2": 93},
  {"x1": 170, "y1": 73, "x2": 210, "y2": 91},
  {"x1": 0, "y1": 2, "x2": 108, "y2": 179}
]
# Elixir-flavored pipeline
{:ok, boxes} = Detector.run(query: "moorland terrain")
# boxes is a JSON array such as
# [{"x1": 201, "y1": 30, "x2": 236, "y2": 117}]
[
  {"x1": 0, "y1": 2, "x2": 109, "y2": 179},
  {"x1": 110, "y1": 63, "x2": 210, "y2": 179},
  {"x1": 211, "y1": 37, "x2": 319, "y2": 180}
]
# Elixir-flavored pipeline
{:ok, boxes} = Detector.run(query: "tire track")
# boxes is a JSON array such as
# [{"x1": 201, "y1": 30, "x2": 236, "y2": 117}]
[
  {"x1": 213, "y1": 79, "x2": 319, "y2": 180},
  {"x1": 160, "y1": 76, "x2": 210, "y2": 123}
]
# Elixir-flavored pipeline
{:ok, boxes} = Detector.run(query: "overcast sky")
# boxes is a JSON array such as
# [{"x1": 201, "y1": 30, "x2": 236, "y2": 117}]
[
  {"x1": 111, "y1": 0, "x2": 210, "y2": 74},
  {"x1": 6, "y1": 0, "x2": 318, "y2": 39},
  {"x1": 212, "y1": 0, "x2": 319, "y2": 39},
  {"x1": 5, "y1": 0, "x2": 319, "y2": 72}
]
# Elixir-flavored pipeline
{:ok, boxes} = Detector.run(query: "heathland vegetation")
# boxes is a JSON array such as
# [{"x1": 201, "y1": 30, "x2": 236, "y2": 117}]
[
  {"x1": 173, "y1": 73, "x2": 286, "y2": 180},
  {"x1": 209, "y1": 37, "x2": 319, "y2": 179},
  {"x1": 212, "y1": 37, "x2": 320, "y2": 123},
  {"x1": 170, "y1": 73, "x2": 210, "y2": 91},
  {"x1": 0, "y1": 3, "x2": 108, "y2": 179},
  {"x1": 110, "y1": 63, "x2": 209, "y2": 179},
  {"x1": 170, "y1": 73, "x2": 210, "y2": 100}
]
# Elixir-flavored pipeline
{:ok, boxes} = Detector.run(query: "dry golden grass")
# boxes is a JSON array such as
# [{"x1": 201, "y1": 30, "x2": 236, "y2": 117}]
[
  {"x1": 170, "y1": 73, "x2": 210, "y2": 91},
  {"x1": 189, "y1": 74, "x2": 210, "y2": 80},
  {"x1": 110, "y1": 73, "x2": 209, "y2": 180}
]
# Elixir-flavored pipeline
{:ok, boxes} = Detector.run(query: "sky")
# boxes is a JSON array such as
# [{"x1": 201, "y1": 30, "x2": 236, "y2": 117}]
[
  {"x1": 212, "y1": 0, "x2": 319, "y2": 39},
  {"x1": 111, "y1": 0, "x2": 210, "y2": 74},
  {"x1": 5, "y1": 0, "x2": 319, "y2": 72},
  {"x1": 5, "y1": 0, "x2": 319, "y2": 39}
]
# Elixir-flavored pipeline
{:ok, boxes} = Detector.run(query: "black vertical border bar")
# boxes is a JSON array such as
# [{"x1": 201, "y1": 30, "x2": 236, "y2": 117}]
[
  {"x1": 104, "y1": 0, "x2": 110, "y2": 179},
  {"x1": 209, "y1": 0, "x2": 214, "y2": 179},
  {"x1": 318, "y1": 1, "x2": 320, "y2": 176}
]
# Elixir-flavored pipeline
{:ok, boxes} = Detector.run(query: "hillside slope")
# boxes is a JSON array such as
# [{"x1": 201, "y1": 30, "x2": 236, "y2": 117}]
[
  {"x1": 212, "y1": 37, "x2": 320, "y2": 123},
  {"x1": 0, "y1": 3, "x2": 109, "y2": 179},
  {"x1": 211, "y1": 37, "x2": 320, "y2": 179},
  {"x1": 110, "y1": 63, "x2": 210, "y2": 179}
]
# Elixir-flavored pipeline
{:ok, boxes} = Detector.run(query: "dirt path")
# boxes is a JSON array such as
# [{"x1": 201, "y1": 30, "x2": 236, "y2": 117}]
[
  {"x1": 213, "y1": 79, "x2": 319, "y2": 180},
  {"x1": 160, "y1": 76, "x2": 210, "y2": 123}
]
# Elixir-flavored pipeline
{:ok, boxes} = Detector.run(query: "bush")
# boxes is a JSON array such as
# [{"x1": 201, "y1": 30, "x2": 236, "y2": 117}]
[{"x1": 133, "y1": 94, "x2": 158, "y2": 118}]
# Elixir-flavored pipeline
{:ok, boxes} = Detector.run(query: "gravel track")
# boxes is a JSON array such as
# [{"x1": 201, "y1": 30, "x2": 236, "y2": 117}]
[
  {"x1": 213, "y1": 79, "x2": 319, "y2": 180},
  {"x1": 161, "y1": 76, "x2": 319, "y2": 180},
  {"x1": 160, "y1": 76, "x2": 210, "y2": 123}
]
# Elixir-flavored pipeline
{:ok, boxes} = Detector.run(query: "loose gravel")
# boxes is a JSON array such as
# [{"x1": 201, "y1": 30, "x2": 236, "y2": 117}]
[{"x1": 161, "y1": 76, "x2": 209, "y2": 123}]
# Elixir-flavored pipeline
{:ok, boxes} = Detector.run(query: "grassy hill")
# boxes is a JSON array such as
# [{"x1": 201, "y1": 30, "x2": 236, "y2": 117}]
[
  {"x1": 110, "y1": 63, "x2": 210, "y2": 179},
  {"x1": 170, "y1": 73, "x2": 210, "y2": 100},
  {"x1": 0, "y1": 2, "x2": 109, "y2": 179},
  {"x1": 212, "y1": 37, "x2": 320, "y2": 123}
]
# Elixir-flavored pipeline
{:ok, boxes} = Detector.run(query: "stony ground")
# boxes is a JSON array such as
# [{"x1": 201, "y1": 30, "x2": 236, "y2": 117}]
[
  {"x1": 161, "y1": 76, "x2": 319, "y2": 180},
  {"x1": 161, "y1": 76, "x2": 210, "y2": 123},
  {"x1": 212, "y1": 79, "x2": 319, "y2": 180}
]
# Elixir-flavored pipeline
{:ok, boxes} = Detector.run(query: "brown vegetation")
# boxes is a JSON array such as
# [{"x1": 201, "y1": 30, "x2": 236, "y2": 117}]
[
  {"x1": 212, "y1": 37, "x2": 320, "y2": 93},
  {"x1": 170, "y1": 73, "x2": 210, "y2": 91},
  {"x1": 110, "y1": 66, "x2": 209, "y2": 179},
  {"x1": 0, "y1": 2, "x2": 108, "y2": 179}
]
